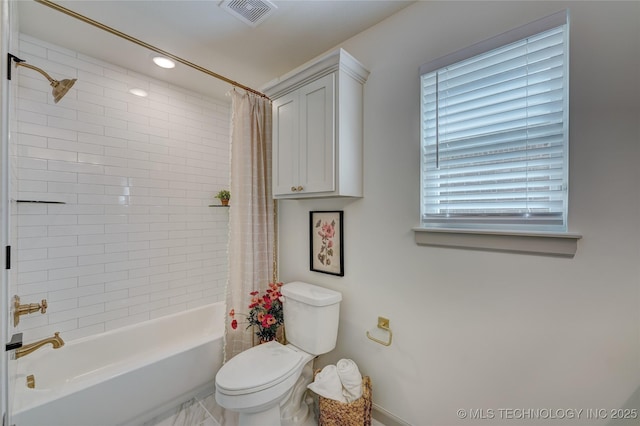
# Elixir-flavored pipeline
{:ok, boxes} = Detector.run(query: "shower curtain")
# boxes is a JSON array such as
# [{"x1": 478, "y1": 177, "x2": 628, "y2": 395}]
[{"x1": 224, "y1": 89, "x2": 275, "y2": 361}]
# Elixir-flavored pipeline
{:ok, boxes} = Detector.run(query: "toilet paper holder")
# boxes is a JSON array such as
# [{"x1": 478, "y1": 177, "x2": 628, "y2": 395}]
[{"x1": 366, "y1": 316, "x2": 393, "y2": 346}]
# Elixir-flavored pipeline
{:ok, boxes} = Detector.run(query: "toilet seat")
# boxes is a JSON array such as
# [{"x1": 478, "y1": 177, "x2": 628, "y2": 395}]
[{"x1": 216, "y1": 341, "x2": 304, "y2": 396}]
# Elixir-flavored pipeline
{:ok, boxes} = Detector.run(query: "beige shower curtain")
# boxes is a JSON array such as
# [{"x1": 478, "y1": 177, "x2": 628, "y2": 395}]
[{"x1": 224, "y1": 89, "x2": 275, "y2": 361}]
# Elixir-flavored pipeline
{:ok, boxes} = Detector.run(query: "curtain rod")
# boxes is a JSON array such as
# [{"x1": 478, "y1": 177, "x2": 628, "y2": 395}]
[{"x1": 34, "y1": 0, "x2": 269, "y2": 99}]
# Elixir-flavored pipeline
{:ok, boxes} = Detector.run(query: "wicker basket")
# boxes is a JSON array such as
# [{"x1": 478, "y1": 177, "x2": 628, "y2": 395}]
[{"x1": 313, "y1": 370, "x2": 372, "y2": 426}]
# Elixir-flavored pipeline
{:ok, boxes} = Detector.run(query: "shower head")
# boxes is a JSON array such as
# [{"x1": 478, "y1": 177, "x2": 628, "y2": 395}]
[
  {"x1": 50, "y1": 78, "x2": 77, "y2": 103},
  {"x1": 8, "y1": 54, "x2": 77, "y2": 103}
]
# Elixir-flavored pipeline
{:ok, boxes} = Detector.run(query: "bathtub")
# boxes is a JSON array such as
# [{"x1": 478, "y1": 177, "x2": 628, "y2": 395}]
[{"x1": 11, "y1": 302, "x2": 225, "y2": 426}]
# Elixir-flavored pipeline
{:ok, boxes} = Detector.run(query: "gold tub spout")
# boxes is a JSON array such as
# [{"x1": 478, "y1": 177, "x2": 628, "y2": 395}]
[{"x1": 15, "y1": 332, "x2": 64, "y2": 359}]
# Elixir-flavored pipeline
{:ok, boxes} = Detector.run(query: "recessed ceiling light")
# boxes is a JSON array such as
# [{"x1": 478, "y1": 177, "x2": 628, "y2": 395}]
[
  {"x1": 152, "y1": 56, "x2": 176, "y2": 69},
  {"x1": 129, "y1": 88, "x2": 148, "y2": 97}
]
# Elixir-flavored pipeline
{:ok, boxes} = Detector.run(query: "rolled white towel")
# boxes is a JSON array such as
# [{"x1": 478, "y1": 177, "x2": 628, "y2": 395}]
[
  {"x1": 307, "y1": 364, "x2": 347, "y2": 403},
  {"x1": 336, "y1": 358, "x2": 363, "y2": 402}
]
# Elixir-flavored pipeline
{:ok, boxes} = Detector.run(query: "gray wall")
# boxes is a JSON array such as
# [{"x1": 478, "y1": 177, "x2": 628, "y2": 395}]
[{"x1": 278, "y1": 1, "x2": 640, "y2": 424}]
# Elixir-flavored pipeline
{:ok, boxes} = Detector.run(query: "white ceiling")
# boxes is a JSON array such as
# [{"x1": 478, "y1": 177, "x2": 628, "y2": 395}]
[{"x1": 17, "y1": 0, "x2": 414, "y2": 101}]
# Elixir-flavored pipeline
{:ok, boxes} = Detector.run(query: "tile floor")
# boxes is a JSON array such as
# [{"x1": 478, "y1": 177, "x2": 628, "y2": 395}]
[
  {"x1": 143, "y1": 393, "x2": 224, "y2": 426},
  {"x1": 145, "y1": 392, "x2": 384, "y2": 426}
]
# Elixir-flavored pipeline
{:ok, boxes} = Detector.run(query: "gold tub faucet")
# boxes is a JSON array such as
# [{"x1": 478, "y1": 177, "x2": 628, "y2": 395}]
[{"x1": 15, "y1": 332, "x2": 64, "y2": 359}]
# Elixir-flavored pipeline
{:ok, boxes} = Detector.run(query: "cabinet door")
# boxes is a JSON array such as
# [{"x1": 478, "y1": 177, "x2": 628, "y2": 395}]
[
  {"x1": 272, "y1": 91, "x2": 299, "y2": 196},
  {"x1": 298, "y1": 73, "x2": 335, "y2": 194}
]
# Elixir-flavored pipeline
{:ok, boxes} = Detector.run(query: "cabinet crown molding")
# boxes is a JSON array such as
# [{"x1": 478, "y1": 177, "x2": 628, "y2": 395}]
[{"x1": 262, "y1": 48, "x2": 369, "y2": 99}]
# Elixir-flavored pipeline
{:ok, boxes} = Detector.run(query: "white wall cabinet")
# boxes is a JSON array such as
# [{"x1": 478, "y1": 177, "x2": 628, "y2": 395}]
[{"x1": 264, "y1": 49, "x2": 369, "y2": 199}]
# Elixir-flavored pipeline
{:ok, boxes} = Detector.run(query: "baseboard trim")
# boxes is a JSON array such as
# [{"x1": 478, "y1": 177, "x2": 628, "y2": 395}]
[{"x1": 373, "y1": 403, "x2": 411, "y2": 426}]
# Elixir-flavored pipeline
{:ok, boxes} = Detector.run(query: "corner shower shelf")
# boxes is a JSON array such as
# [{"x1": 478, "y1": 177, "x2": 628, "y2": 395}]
[{"x1": 16, "y1": 200, "x2": 66, "y2": 204}]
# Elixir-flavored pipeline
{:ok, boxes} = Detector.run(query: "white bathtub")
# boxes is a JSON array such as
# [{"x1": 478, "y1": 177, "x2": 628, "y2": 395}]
[{"x1": 11, "y1": 302, "x2": 225, "y2": 426}]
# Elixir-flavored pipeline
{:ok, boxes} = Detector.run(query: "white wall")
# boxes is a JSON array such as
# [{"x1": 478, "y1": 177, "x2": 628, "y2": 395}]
[
  {"x1": 14, "y1": 34, "x2": 231, "y2": 342},
  {"x1": 278, "y1": 1, "x2": 640, "y2": 424}
]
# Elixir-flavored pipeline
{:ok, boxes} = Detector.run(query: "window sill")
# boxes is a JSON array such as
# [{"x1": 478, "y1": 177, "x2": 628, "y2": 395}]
[{"x1": 413, "y1": 227, "x2": 582, "y2": 257}]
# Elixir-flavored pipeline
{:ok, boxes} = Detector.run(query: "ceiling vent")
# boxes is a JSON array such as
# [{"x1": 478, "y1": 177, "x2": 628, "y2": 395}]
[{"x1": 219, "y1": 0, "x2": 277, "y2": 27}]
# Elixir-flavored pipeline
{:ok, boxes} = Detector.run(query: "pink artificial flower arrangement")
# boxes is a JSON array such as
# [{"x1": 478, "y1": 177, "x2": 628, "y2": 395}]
[{"x1": 229, "y1": 282, "x2": 284, "y2": 343}]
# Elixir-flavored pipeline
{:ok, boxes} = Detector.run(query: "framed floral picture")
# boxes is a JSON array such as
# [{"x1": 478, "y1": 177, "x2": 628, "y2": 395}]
[{"x1": 310, "y1": 211, "x2": 344, "y2": 276}]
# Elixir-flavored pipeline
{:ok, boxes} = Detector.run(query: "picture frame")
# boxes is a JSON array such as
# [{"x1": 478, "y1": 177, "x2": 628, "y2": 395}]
[{"x1": 310, "y1": 211, "x2": 344, "y2": 276}]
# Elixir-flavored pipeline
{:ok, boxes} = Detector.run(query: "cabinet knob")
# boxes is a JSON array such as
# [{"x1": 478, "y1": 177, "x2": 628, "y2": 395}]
[
  {"x1": 297, "y1": 186, "x2": 304, "y2": 191},
  {"x1": 291, "y1": 186, "x2": 297, "y2": 192}
]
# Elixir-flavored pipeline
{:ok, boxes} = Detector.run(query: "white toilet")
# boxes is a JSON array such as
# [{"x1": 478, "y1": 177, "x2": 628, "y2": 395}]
[{"x1": 215, "y1": 281, "x2": 342, "y2": 426}]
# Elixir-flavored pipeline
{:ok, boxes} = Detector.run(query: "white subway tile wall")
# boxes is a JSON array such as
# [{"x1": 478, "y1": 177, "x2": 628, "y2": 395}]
[{"x1": 15, "y1": 34, "x2": 231, "y2": 342}]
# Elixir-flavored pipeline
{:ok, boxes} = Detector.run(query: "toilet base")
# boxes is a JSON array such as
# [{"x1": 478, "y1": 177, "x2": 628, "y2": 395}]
[
  {"x1": 281, "y1": 362, "x2": 314, "y2": 425},
  {"x1": 234, "y1": 362, "x2": 315, "y2": 426},
  {"x1": 239, "y1": 405, "x2": 280, "y2": 426},
  {"x1": 215, "y1": 345, "x2": 318, "y2": 426}
]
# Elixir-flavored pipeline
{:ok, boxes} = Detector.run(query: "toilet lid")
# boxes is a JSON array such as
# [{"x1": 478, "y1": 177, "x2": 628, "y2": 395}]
[{"x1": 216, "y1": 341, "x2": 303, "y2": 394}]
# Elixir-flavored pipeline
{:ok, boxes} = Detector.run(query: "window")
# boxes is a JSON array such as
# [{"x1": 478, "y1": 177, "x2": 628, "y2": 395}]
[{"x1": 420, "y1": 11, "x2": 569, "y2": 233}]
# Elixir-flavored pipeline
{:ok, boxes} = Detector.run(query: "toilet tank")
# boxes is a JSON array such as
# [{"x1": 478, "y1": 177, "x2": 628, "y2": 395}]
[{"x1": 281, "y1": 282, "x2": 342, "y2": 356}]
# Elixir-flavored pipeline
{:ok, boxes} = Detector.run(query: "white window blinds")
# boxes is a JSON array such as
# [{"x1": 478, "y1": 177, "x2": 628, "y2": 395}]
[{"x1": 420, "y1": 11, "x2": 569, "y2": 231}]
